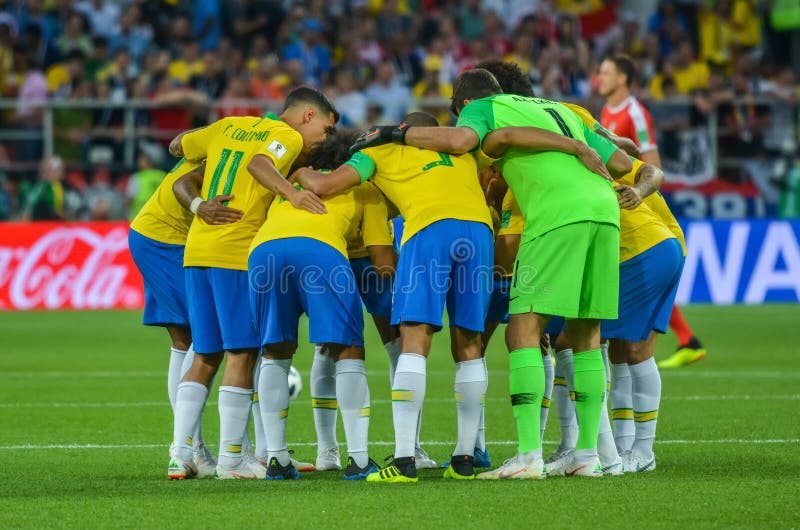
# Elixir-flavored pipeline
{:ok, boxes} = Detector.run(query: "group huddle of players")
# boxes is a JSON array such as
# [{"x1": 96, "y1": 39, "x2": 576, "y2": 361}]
[{"x1": 129, "y1": 59, "x2": 687, "y2": 482}]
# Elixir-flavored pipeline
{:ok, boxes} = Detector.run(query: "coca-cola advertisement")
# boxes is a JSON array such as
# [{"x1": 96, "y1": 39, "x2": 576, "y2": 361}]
[{"x1": 0, "y1": 222, "x2": 144, "y2": 310}]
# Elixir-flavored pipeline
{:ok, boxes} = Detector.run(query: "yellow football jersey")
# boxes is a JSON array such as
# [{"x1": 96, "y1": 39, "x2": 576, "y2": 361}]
[
  {"x1": 129, "y1": 158, "x2": 200, "y2": 245},
  {"x1": 618, "y1": 159, "x2": 679, "y2": 262},
  {"x1": 497, "y1": 189, "x2": 524, "y2": 237},
  {"x1": 645, "y1": 190, "x2": 686, "y2": 256},
  {"x1": 249, "y1": 181, "x2": 393, "y2": 259},
  {"x1": 345, "y1": 145, "x2": 492, "y2": 246},
  {"x1": 181, "y1": 114, "x2": 303, "y2": 270}
]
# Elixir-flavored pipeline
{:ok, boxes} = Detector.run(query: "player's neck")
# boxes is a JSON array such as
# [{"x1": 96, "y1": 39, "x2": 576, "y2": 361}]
[{"x1": 605, "y1": 88, "x2": 630, "y2": 109}]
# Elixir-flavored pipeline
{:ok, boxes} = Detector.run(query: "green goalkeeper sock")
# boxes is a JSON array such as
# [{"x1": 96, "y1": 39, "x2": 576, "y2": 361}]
[
  {"x1": 508, "y1": 348, "x2": 544, "y2": 454},
  {"x1": 573, "y1": 348, "x2": 606, "y2": 451}
]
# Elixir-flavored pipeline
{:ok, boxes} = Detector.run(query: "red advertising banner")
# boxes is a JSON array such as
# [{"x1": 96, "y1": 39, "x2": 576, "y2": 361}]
[{"x1": 0, "y1": 222, "x2": 144, "y2": 310}]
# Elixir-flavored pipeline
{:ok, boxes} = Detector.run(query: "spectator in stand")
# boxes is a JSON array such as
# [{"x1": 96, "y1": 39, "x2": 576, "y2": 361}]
[
  {"x1": 12, "y1": 49, "x2": 47, "y2": 165},
  {"x1": 193, "y1": 0, "x2": 222, "y2": 52},
  {"x1": 482, "y1": 10, "x2": 512, "y2": 57},
  {"x1": 55, "y1": 11, "x2": 92, "y2": 58},
  {"x1": 230, "y1": 0, "x2": 285, "y2": 49},
  {"x1": 20, "y1": 155, "x2": 66, "y2": 221},
  {"x1": 504, "y1": 34, "x2": 536, "y2": 80},
  {"x1": 365, "y1": 61, "x2": 412, "y2": 123},
  {"x1": 281, "y1": 17, "x2": 332, "y2": 87},
  {"x1": 191, "y1": 50, "x2": 227, "y2": 100},
  {"x1": 167, "y1": 39, "x2": 203, "y2": 85},
  {"x1": 331, "y1": 69, "x2": 367, "y2": 128},
  {"x1": 97, "y1": 49, "x2": 139, "y2": 100},
  {"x1": 458, "y1": 0, "x2": 484, "y2": 41},
  {"x1": 75, "y1": 0, "x2": 120, "y2": 40},
  {"x1": 377, "y1": 0, "x2": 413, "y2": 37},
  {"x1": 22, "y1": 23, "x2": 58, "y2": 70},
  {"x1": 85, "y1": 36, "x2": 110, "y2": 81},
  {"x1": 110, "y1": 4, "x2": 153, "y2": 64},
  {"x1": 85, "y1": 167, "x2": 124, "y2": 221},
  {"x1": 413, "y1": 54, "x2": 452, "y2": 124},
  {"x1": 250, "y1": 54, "x2": 284, "y2": 101},
  {"x1": 216, "y1": 74, "x2": 261, "y2": 119},
  {"x1": 0, "y1": 18, "x2": 15, "y2": 97},
  {"x1": 385, "y1": 32, "x2": 423, "y2": 88},
  {"x1": 126, "y1": 141, "x2": 166, "y2": 220},
  {"x1": 648, "y1": 0, "x2": 689, "y2": 58},
  {"x1": 649, "y1": 41, "x2": 709, "y2": 98},
  {"x1": 356, "y1": 17, "x2": 384, "y2": 66},
  {"x1": 282, "y1": 58, "x2": 306, "y2": 94},
  {"x1": 53, "y1": 78, "x2": 94, "y2": 163},
  {"x1": 148, "y1": 74, "x2": 208, "y2": 146}
]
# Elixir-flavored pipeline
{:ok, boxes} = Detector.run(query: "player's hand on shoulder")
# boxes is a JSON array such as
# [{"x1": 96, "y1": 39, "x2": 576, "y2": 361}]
[
  {"x1": 349, "y1": 123, "x2": 409, "y2": 154},
  {"x1": 614, "y1": 184, "x2": 643, "y2": 210},
  {"x1": 196, "y1": 195, "x2": 244, "y2": 225},
  {"x1": 289, "y1": 188, "x2": 327, "y2": 215},
  {"x1": 575, "y1": 143, "x2": 612, "y2": 181}
]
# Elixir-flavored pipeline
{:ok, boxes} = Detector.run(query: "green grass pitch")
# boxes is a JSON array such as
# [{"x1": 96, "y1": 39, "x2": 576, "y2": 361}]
[{"x1": 1, "y1": 306, "x2": 799, "y2": 528}]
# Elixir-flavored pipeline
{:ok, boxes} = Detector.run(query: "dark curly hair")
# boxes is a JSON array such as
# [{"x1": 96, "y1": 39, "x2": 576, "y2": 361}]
[
  {"x1": 304, "y1": 129, "x2": 360, "y2": 170},
  {"x1": 474, "y1": 60, "x2": 536, "y2": 97}
]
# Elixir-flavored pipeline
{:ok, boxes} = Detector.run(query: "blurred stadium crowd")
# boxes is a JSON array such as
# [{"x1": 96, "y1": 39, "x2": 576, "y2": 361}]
[{"x1": 0, "y1": 0, "x2": 798, "y2": 220}]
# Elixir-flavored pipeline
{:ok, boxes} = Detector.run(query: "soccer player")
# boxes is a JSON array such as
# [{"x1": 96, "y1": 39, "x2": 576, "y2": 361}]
[
  {"x1": 354, "y1": 70, "x2": 634, "y2": 478},
  {"x1": 293, "y1": 112, "x2": 495, "y2": 482},
  {"x1": 598, "y1": 54, "x2": 706, "y2": 368},
  {"x1": 248, "y1": 129, "x2": 395, "y2": 480},
  {"x1": 129, "y1": 157, "x2": 238, "y2": 477},
  {"x1": 166, "y1": 87, "x2": 337, "y2": 480}
]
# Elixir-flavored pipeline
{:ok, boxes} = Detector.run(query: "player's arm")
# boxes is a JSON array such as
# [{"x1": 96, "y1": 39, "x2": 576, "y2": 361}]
[
  {"x1": 616, "y1": 162, "x2": 664, "y2": 210},
  {"x1": 172, "y1": 164, "x2": 245, "y2": 225},
  {"x1": 291, "y1": 165, "x2": 361, "y2": 196},
  {"x1": 293, "y1": 148, "x2": 376, "y2": 196},
  {"x1": 483, "y1": 126, "x2": 612, "y2": 181},
  {"x1": 583, "y1": 126, "x2": 633, "y2": 179},
  {"x1": 248, "y1": 154, "x2": 327, "y2": 214},
  {"x1": 595, "y1": 129, "x2": 640, "y2": 158},
  {"x1": 350, "y1": 123, "x2": 480, "y2": 155}
]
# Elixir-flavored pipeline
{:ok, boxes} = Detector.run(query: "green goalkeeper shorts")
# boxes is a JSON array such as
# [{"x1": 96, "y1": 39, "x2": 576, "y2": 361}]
[{"x1": 509, "y1": 221, "x2": 620, "y2": 320}]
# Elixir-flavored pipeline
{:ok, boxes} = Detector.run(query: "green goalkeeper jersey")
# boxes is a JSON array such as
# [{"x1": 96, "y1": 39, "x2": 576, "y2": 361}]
[{"x1": 456, "y1": 94, "x2": 621, "y2": 239}]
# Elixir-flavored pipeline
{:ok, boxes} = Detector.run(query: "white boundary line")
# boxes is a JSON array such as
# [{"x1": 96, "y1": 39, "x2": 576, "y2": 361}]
[
  {"x1": 0, "y1": 439, "x2": 797, "y2": 450},
  {"x1": 1, "y1": 394, "x2": 798, "y2": 409},
  {"x1": 7, "y1": 370, "x2": 800, "y2": 379}
]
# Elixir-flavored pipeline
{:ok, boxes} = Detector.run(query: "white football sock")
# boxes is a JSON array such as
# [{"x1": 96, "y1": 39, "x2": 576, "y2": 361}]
[
  {"x1": 178, "y1": 347, "x2": 208, "y2": 449},
  {"x1": 311, "y1": 345, "x2": 338, "y2": 453},
  {"x1": 385, "y1": 338, "x2": 401, "y2": 387},
  {"x1": 218, "y1": 386, "x2": 253, "y2": 468},
  {"x1": 259, "y1": 357, "x2": 292, "y2": 466},
  {"x1": 611, "y1": 363, "x2": 634, "y2": 454},
  {"x1": 250, "y1": 360, "x2": 267, "y2": 460},
  {"x1": 476, "y1": 356, "x2": 487, "y2": 452},
  {"x1": 335, "y1": 359, "x2": 370, "y2": 468},
  {"x1": 453, "y1": 358, "x2": 486, "y2": 456},
  {"x1": 168, "y1": 347, "x2": 188, "y2": 413},
  {"x1": 541, "y1": 353, "x2": 554, "y2": 442},
  {"x1": 553, "y1": 348, "x2": 578, "y2": 452},
  {"x1": 597, "y1": 344, "x2": 619, "y2": 464},
  {"x1": 172, "y1": 381, "x2": 208, "y2": 462},
  {"x1": 392, "y1": 353, "x2": 426, "y2": 459},
  {"x1": 630, "y1": 357, "x2": 661, "y2": 459}
]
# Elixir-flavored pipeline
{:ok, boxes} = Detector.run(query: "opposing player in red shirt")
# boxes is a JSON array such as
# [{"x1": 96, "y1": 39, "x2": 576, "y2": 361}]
[{"x1": 598, "y1": 55, "x2": 706, "y2": 370}]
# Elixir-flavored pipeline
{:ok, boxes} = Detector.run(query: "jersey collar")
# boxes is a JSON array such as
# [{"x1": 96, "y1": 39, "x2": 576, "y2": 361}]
[
  {"x1": 262, "y1": 111, "x2": 281, "y2": 121},
  {"x1": 605, "y1": 95, "x2": 632, "y2": 114}
]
